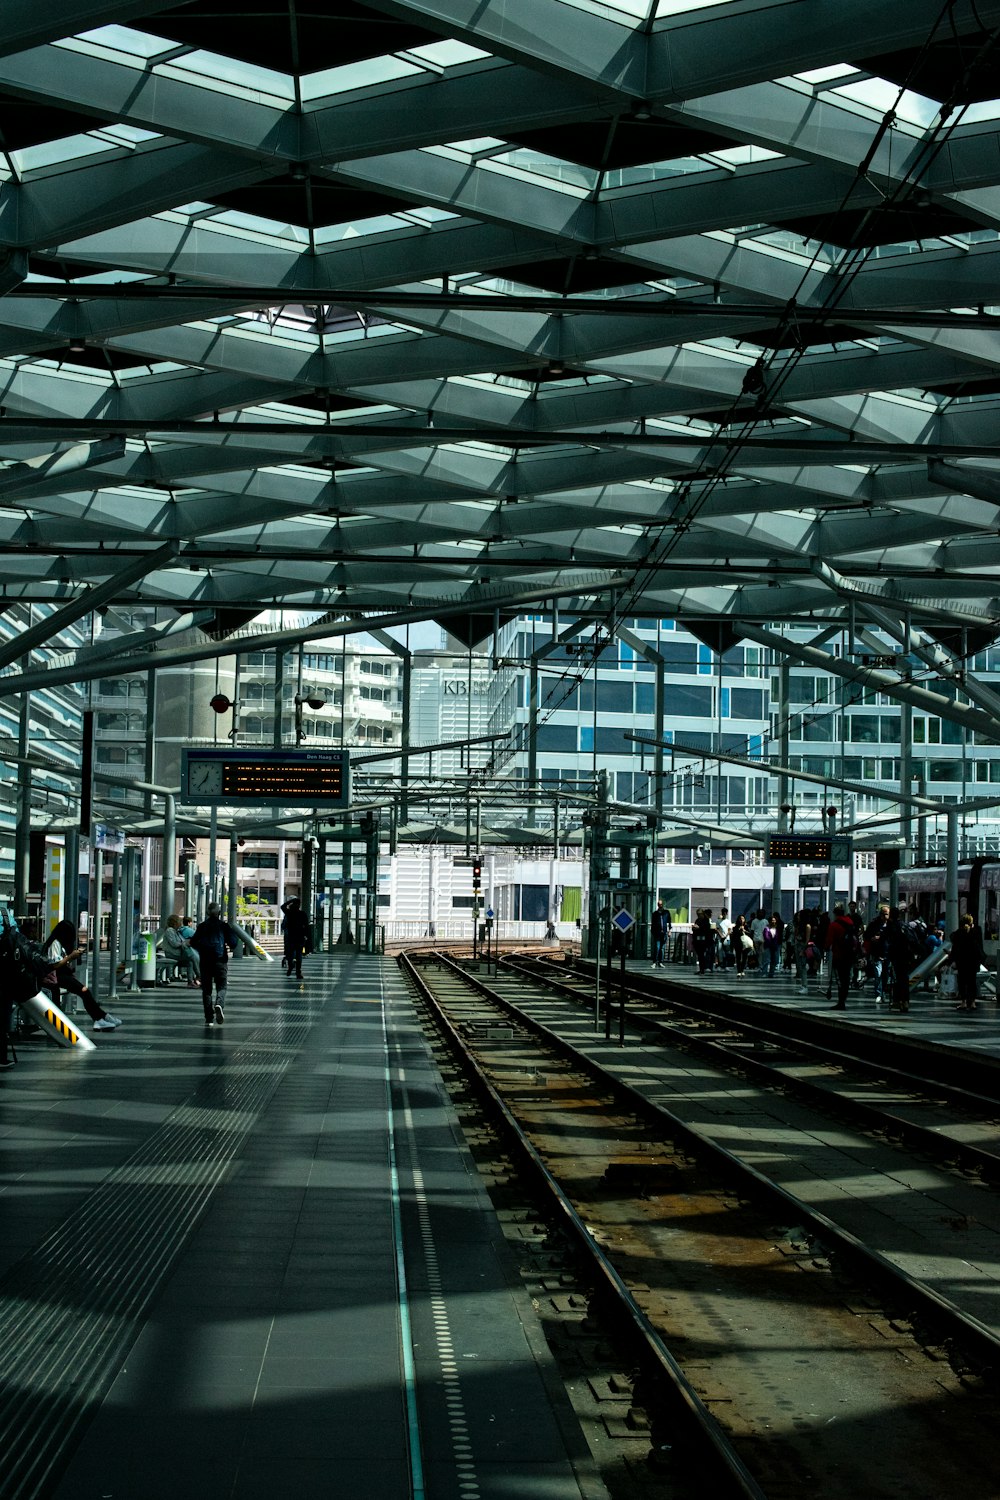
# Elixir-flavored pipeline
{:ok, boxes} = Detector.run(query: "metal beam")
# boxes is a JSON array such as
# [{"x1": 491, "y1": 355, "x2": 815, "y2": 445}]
[
  {"x1": 0, "y1": 540, "x2": 178, "y2": 672},
  {"x1": 0, "y1": 573, "x2": 622, "y2": 696},
  {"x1": 928, "y1": 459, "x2": 1000, "y2": 506},
  {"x1": 0, "y1": 437, "x2": 125, "y2": 495},
  {"x1": 5, "y1": 284, "x2": 1000, "y2": 332},
  {"x1": 737, "y1": 623, "x2": 1000, "y2": 744},
  {"x1": 632, "y1": 732, "x2": 944, "y2": 811},
  {"x1": 351, "y1": 730, "x2": 512, "y2": 766},
  {"x1": 2, "y1": 418, "x2": 1000, "y2": 460}
]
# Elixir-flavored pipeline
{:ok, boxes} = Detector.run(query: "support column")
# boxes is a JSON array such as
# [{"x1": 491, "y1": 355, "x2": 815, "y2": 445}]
[
  {"x1": 426, "y1": 846, "x2": 436, "y2": 939},
  {"x1": 208, "y1": 804, "x2": 218, "y2": 904},
  {"x1": 315, "y1": 835, "x2": 327, "y2": 952},
  {"x1": 527, "y1": 657, "x2": 540, "y2": 826},
  {"x1": 893, "y1": 698, "x2": 914, "y2": 911},
  {"x1": 14, "y1": 676, "x2": 30, "y2": 917},
  {"x1": 92, "y1": 848, "x2": 103, "y2": 996},
  {"x1": 144, "y1": 667, "x2": 157, "y2": 818},
  {"x1": 273, "y1": 648, "x2": 285, "y2": 748},
  {"x1": 772, "y1": 658, "x2": 791, "y2": 915},
  {"x1": 946, "y1": 807, "x2": 960, "y2": 933},
  {"x1": 64, "y1": 829, "x2": 80, "y2": 924},
  {"x1": 301, "y1": 837, "x2": 315, "y2": 929},
  {"x1": 340, "y1": 830, "x2": 353, "y2": 942},
  {"x1": 228, "y1": 836, "x2": 239, "y2": 925},
  {"x1": 401, "y1": 649, "x2": 412, "y2": 824},
  {"x1": 365, "y1": 816, "x2": 378, "y2": 953},
  {"x1": 142, "y1": 836, "x2": 152, "y2": 924},
  {"x1": 548, "y1": 799, "x2": 559, "y2": 931},
  {"x1": 107, "y1": 852, "x2": 120, "y2": 1002},
  {"x1": 160, "y1": 794, "x2": 177, "y2": 926},
  {"x1": 123, "y1": 844, "x2": 140, "y2": 983}
]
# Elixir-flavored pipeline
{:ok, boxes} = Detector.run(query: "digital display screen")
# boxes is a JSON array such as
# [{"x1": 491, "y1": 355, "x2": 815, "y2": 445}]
[
  {"x1": 767, "y1": 835, "x2": 853, "y2": 864},
  {"x1": 183, "y1": 749, "x2": 350, "y2": 805}
]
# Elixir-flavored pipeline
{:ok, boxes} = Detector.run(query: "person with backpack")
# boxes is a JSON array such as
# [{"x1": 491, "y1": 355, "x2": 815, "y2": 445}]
[
  {"x1": 825, "y1": 904, "x2": 859, "y2": 1010},
  {"x1": 883, "y1": 907, "x2": 913, "y2": 1014},
  {"x1": 191, "y1": 903, "x2": 240, "y2": 1025}
]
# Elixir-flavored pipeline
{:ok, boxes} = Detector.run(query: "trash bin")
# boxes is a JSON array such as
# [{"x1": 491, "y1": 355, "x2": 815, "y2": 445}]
[{"x1": 137, "y1": 933, "x2": 158, "y2": 988}]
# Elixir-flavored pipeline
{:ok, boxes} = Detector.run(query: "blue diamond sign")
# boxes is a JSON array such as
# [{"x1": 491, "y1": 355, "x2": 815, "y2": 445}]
[{"x1": 611, "y1": 908, "x2": 635, "y2": 934}]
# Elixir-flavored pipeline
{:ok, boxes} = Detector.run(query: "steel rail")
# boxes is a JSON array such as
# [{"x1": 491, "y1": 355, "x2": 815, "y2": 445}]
[
  {"x1": 431, "y1": 952, "x2": 1000, "y2": 1377},
  {"x1": 507, "y1": 954, "x2": 1000, "y2": 1183},
  {"x1": 568, "y1": 957, "x2": 1000, "y2": 1100},
  {"x1": 399, "y1": 951, "x2": 768, "y2": 1500}
]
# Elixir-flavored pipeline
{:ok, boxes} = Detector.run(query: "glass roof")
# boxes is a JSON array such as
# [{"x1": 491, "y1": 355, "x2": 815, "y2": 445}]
[{"x1": 0, "y1": 0, "x2": 996, "y2": 643}]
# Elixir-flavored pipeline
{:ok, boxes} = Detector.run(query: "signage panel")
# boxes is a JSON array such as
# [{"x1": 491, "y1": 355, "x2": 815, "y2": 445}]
[
  {"x1": 182, "y1": 749, "x2": 350, "y2": 806},
  {"x1": 94, "y1": 824, "x2": 126, "y2": 854},
  {"x1": 767, "y1": 834, "x2": 854, "y2": 865}
]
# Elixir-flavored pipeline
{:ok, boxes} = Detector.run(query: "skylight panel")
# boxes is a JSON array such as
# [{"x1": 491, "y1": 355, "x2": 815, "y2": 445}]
[
  {"x1": 831, "y1": 77, "x2": 940, "y2": 128},
  {"x1": 157, "y1": 50, "x2": 294, "y2": 102},
  {"x1": 957, "y1": 99, "x2": 1000, "y2": 124},
  {"x1": 74, "y1": 24, "x2": 177, "y2": 60},
  {"x1": 14, "y1": 136, "x2": 118, "y2": 172},
  {"x1": 655, "y1": 0, "x2": 736, "y2": 12},
  {"x1": 797, "y1": 64, "x2": 861, "y2": 85},
  {"x1": 299, "y1": 54, "x2": 423, "y2": 103},
  {"x1": 317, "y1": 215, "x2": 420, "y2": 244},
  {"x1": 489, "y1": 150, "x2": 596, "y2": 191},
  {"x1": 402, "y1": 39, "x2": 491, "y2": 67},
  {"x1": 100, "y1": 124, "x2": 162, "y2": 145},
  {"x1": 206, "y1": 209, "x2": 310, "y2": 245}
]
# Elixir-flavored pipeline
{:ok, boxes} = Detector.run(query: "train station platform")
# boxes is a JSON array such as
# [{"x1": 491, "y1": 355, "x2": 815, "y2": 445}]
[
  {"x1": 0, "y1": 955, "x2": 593, "y2": 1500},
  {"x1": 615, "y1": 956, "x2": 1000, "y2": 1061}
]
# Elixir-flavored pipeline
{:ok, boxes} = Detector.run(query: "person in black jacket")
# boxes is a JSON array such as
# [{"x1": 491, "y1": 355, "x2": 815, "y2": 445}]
[
  {"x1": 883, "y1": 907, "x2": 912, "y2": 1014},
  {"x1": 650, "y1": 901, "x2": 671, "y2": 967},
  {"x1": 280, "y1": 898, "x2": 312, "y2": 980},
  {"x1": 692, "y1": 909, "x2": 714, "y2": 974},
  {"x1": 949, "y1": 913, "x2": 985, "y2": 1012},
  {"x1": 191, "y1": 904, "x2": 240, "y2": 1025}
]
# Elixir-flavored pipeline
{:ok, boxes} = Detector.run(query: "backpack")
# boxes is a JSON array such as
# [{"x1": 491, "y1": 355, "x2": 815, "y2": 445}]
[
  {"x1": 0, "y1": 919, "x2": 52, "y2": 1002},
  {"x1": 841, "y1": 924, "x2": 861, "y2": 960}
]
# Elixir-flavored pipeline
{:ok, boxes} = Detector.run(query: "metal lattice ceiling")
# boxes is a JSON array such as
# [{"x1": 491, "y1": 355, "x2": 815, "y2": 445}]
[{"x1": 2, "y1": 0, "x2": 1000, "y2": 659}]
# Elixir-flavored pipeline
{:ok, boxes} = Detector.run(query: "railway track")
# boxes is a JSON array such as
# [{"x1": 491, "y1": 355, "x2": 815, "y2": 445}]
[
  {"x1": 509, "y1": 955, "x2": 1000, "y2": 1183},
  {"x1": 402, "y1": 951, "x2": 1000, "y2": 1500}
]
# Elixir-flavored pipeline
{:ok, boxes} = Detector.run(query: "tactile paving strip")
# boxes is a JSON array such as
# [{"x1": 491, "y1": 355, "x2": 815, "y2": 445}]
[{"x1": 0, "y1": 1040, "x2": 298, "y2": 1500}]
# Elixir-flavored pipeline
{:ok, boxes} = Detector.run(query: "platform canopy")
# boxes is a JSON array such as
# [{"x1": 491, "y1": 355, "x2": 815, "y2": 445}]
[{"x1": 2, "y1": 1, "x2": 1000, "y2": 649}]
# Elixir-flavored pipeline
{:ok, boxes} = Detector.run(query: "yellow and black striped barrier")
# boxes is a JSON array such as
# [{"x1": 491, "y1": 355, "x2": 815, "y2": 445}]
[{"x1": 20, "y1": 992, "x2": 97, "y2": 1052}]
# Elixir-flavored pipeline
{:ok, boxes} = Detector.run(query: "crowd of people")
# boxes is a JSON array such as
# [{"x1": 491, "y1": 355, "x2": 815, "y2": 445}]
[{"x1": 677, "y1": 900, "x2": 986, "y2": 1014}]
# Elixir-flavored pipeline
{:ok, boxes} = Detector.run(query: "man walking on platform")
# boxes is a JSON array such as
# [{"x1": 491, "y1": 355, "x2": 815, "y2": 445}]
[
  {"x1": 280, "y1": 897, "x2": 311, "y2": 980},
  {"x1": 191, "y1": 903, "x2": 240, "y2": 1025},
  {"x1": 651, "y1": 900, "x2": 671, "y2": 967},
  {"x1": 825, "y1": 904, "x2": 859, "y2": 1010}
]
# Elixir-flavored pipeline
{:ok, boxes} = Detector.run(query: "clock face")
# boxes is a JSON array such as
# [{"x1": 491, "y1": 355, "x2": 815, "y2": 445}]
[{"x1": 188, "y1": 760, "x2": 224, "y2": 796}]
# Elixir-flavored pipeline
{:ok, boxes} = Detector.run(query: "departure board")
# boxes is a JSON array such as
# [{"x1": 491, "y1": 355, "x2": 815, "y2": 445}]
[
  {"x1": 182, "y1": 749, "x2": 350, "y2": 806},
  {"x1": 767, "y1": 834, "x2": 853, "y2": 865}
]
